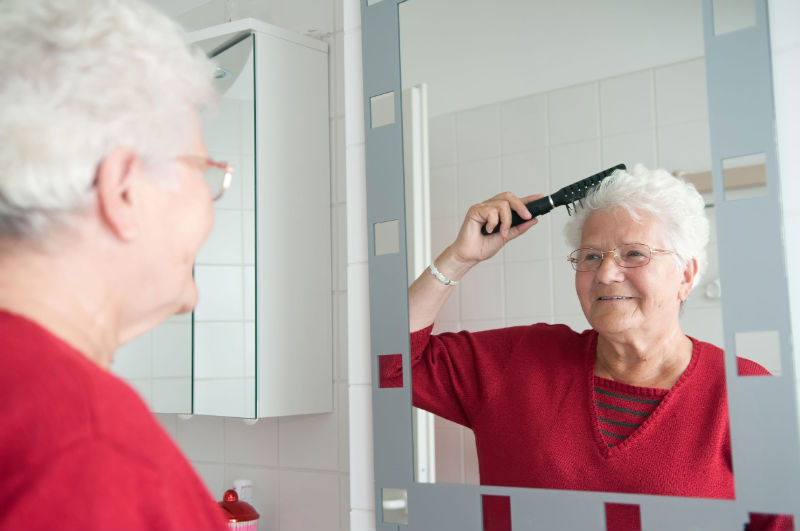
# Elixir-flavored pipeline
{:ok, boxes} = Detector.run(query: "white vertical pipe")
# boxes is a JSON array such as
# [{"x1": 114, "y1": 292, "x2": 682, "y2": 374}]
[{"x1": 344, "y1": 0, "x2": 375, "y2": 529}]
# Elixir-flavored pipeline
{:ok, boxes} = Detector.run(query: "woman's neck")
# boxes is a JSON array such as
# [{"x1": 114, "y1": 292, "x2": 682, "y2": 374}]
[
  {"x1": 0, "y1": 241, "x2": 120, "y2": 369},
  {"x1": 594, "y1": 328, "x2": 693, "y2": 389}
]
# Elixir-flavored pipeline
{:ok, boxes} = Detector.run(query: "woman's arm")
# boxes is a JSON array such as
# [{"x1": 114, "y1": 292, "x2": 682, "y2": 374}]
[{"x1": 409, "y1": 192, "x2": 542, "y2": 331}]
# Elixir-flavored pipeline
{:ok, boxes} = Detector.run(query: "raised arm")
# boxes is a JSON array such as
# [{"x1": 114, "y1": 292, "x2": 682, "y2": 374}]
[{"x1": 408, "y1": 192, "x2": 542, "y2": 331}]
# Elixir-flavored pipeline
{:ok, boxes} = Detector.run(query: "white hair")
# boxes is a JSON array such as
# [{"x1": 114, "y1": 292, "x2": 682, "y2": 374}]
[
  {"x1": 0, "y1": 0, "x2": 217, "y2": 238},
  {"x1": 564, "y1": 164, "x2": 709, "y2": 287}
]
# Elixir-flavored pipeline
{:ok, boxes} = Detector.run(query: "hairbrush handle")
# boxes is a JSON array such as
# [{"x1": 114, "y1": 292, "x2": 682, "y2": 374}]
[{"x1": 480, "y1": 163, "x2": 625, "y2": 236}]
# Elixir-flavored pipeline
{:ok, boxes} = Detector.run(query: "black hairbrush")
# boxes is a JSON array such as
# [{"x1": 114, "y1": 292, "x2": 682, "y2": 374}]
[{"x1": 481, "y1": 163, "x2": 626, "y2": 235}]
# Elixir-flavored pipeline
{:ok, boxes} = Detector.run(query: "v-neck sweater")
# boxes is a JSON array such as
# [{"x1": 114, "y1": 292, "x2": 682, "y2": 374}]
[{"x1": 387, "y1": 323, "x2": 778, "y2": 529}]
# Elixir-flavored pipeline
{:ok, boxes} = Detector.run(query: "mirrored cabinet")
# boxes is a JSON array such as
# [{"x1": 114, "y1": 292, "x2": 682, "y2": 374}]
[{"x1": 112, "y1": 19, "x2": 332, "y2": 419}]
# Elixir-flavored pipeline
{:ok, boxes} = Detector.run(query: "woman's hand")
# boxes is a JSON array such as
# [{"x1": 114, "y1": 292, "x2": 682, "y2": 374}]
[
  {"x1": 408, "y1": 192, "x2": 542, "y2": 332},
  {"x1": 447, "y1": 192, "x2": 542, "y2": 267}
]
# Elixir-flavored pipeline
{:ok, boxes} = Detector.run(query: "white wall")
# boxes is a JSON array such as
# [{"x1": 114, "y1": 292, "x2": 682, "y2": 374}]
[{"x1": 144, "y1": 1, "x2": 352, "y2": 530}]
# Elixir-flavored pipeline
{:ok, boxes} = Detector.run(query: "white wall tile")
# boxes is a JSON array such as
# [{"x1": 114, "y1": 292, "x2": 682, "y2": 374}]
[
  {"x1": 224, "y1": 417, "x2": 279, "y2": 466},
  {"x1": 344, "y1": 29, "x2": 365, "y2": 147},
  {"x1": 429, "y1": 114, "x2": 457, "y2": 168},
  {"x1": 501, "y1": 94, "x2": 547, "y2": 155},
  {"x1": 558, "y1": 313, "x2": 591, "y2": 333},
  {"x1": 459, "y1": 263, "x2": 504, "y2": 322},
  {"x1": 773, "y1": 47, "x2": 800, "y2": 218},
  {"x1": 505, "y1": 261, "x2": 553, "y2": 318},
  {"x1": 434, "y1": 427, "x2": 463, "y2": 483},
  {"x1": 213, "y1": 153, "x2": 244, "y2": 211},
  {"x1": 125, "y1": 378, "x2": 153, "y2": 407},
  {"x1": 600, "y1": 70, "x2": 654, "y2": 136},
  {"x1": 152, "y1": 322, "x2": 192, "y2": 378},
  {"x1": 202, "y1": 99, "x2": 243, "y2": 153},
  {"x1": 680, "y1": 307, "x2": 724, "y2": 346},
  {"x1": 191, "y1": 462, "x2": 226, "y2": 502},
  {"x1": 549, "y1": 139, "x2": 601, "y2": 190},
  {"x1": 241, "y1": 155, "x2": 256, "y2": 211},
  {"x1": 553, "y1": 258, "x2": 582, "y2": 317},
  {"x1": 194, "y1": 379, "x2": 250, "y2": 417},
  {"x1": 657, "y1": 120, "x2": 712, "y2": 173},
  {"x1": 333, "y1": 203, "x2": 348, "y2": 291},
  {"x1": 194, "y1": 322, "x2": 245, "y2": 379},
  {"x1": 504, "y1": 214, "x2": 551, "y2": 263},
  {"x1": 176, "y1": 415, "x2": 226, "y2": 462},
  {"x1": 194, "y1": 266, "x2": 245, "y2": 321},
  {"x1": 769, "y1": 0, "x2": 800, "y2": 51},
  {"x1": 155, "y1": 413, "x2": 178, "y2": 440},
  {"x1": 243, "y1": 266, "x2": 255, "y2": 321},
  {"x1": 334, "y1": 291, "x2": 349, "y2": 381},
  {"x1": 279, "y1": 409, "x2": 340, "y2": 471},
  {"x1": 337, "y1": 382, "x2": 350, "y2": 473},
  {"x1": 245, "y1": 322, "x2": 256, "y2": 378},
  {"x1": 151, "y1": 378, "x2": 191, "y2": 413},
  {"x1": 339, "y1": 474, "x2": 350, "y2": 531},
  {"x1": 548, "y1": 83, "x2": 599, "y2": 145},
  {"x1": 279, "y1": 471, "x2": 341, "y2": 531},
  {"x1": 602, "y1": 130, "x2": 657, "y2": 170},
  {"x1": 457, "y1": 319, "x2": 505, "y2": 333},
  {"x1": 429, "y1": 165, "x2": 458, "y2": 220},
  {"x1": 456, "y1": 105, "x2": 501, "y2": 163},
  {"x1": 332, "y1": 118, "x2": 347, "y2": 202},
  {"x1": 456, "y1": 158, "x2": 501, "y2": 216},
  {"x1": 501, "y1": 148, "x2": 548, "y2": 195},
  {"x1": 197, "y1": 209, "x2": 244, "y2": 265},
  {"x1": 345, "y1": 143, "x2": 368, "y2": 264},
  {"x1": 347, "y1": 264, "x2": 371, "y2": 386},
  {"x1": 462, "y1": 428, "x2": 480, "y2": 485},
  {"x1": 348, "y1": 384, "x2": 374, "y2": 512},
  {"x1": 655, "y1": 58, "x2": 708, "y2": 126},
  {"x1": 112, "y1": 332, "x2": 152, "y2": 379},
  {"x1": 224, "y1": 465, "x2": 279, "y2": 531},
  {"x1": 430, "y1": 216, "x2": 459, "y2": 262}
]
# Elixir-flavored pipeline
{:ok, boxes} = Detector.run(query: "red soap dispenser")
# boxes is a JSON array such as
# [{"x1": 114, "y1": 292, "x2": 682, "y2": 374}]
[{"x1": 218, "y1": 489, "x2": 260, "y2": 531}]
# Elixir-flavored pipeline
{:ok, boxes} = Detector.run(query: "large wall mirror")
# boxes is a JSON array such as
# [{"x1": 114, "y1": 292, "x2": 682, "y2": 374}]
[{"x1": 363, "y1": 0, "x2": 800, "y2": 529}]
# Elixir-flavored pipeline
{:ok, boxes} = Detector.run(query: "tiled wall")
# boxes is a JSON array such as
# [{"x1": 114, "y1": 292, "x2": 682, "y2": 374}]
[
  {"x1": 136, "y1": 1, "x2": 351, "y2": 530},
  {"x1": 426, "y1": 57, "x2": 728, "y2": 484}
]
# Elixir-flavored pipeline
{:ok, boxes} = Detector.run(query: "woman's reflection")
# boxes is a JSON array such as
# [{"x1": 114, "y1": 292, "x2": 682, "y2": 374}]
[{"x1": 381, "y1": 164, "x2": 784, "y2": 530}]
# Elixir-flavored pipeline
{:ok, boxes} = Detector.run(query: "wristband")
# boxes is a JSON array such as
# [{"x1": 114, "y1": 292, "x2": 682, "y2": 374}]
[{"x1": 429, "y1": 262, "x2": 459, "y2": 286}]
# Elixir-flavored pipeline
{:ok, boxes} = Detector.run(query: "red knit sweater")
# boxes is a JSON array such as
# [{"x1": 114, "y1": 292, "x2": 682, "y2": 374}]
[
  {"x1": 0, "y1": 311, "x2": 227, "y2": 530},
  {"x1": 384, "y1": 323, "x2": 789, "y2": 530}
]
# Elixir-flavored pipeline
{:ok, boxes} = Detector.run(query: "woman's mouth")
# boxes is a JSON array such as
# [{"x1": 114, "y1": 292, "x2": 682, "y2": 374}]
[{"x1": 597, "y1": 296, "x2": 634, "y2": 301}]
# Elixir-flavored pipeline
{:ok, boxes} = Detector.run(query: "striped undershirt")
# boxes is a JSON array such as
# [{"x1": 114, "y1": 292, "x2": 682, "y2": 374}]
[{"x1": 593, "y1": 376, "x2": 668, "y2": 447}]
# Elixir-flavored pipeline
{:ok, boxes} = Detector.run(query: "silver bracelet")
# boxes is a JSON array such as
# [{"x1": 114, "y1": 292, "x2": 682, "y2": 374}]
[{"x1": 429, "y1": 262, "x2": 459, "y2": 286}]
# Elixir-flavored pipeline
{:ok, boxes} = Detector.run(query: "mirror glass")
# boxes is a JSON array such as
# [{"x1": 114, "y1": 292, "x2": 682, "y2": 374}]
[
  {"x1": 193, "y1": 34, "x2": 257, "y2": 417},
  {"x1": 398, "y1": 0, "x2": 764, "y2": 489},
  {"x1": 111, "y1": 34, "x2": 257, "y2": 418}
]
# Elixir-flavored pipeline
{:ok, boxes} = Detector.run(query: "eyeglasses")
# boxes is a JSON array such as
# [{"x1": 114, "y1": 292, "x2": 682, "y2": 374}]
[
  {"x1": 178, "y1": 156, "x2": 234, "y2": 201},
  {"x1": 567, "y1": 243, "x2": 675, "y2": 272}
]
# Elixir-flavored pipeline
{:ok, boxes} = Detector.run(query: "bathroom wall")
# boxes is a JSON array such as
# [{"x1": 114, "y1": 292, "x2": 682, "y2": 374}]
[
  {"x1": 142, "y1": 1, "x2": 351, "y2": 529},
  {"x1": 425, "y1": 57, "x2": 727, "y2": 484}
]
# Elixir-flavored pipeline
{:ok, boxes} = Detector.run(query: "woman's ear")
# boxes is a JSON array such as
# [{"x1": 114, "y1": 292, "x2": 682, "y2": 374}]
[
  {"x1": 94, "y1": 148, "x2": 141, "y2": 241},
  {"x1": 678, "y1": 257, "x2": 699, "y2": 302}
]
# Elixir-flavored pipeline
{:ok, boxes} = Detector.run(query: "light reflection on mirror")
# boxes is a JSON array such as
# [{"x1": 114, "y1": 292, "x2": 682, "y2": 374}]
[{"x1": 397, "y1": 0, "x2": 766, "y2": 491}]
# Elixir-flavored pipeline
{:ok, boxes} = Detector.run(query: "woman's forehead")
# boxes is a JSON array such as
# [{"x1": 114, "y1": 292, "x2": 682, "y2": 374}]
[{"x1": 580, "y1": 208, "x2": 663, "y2": 245}]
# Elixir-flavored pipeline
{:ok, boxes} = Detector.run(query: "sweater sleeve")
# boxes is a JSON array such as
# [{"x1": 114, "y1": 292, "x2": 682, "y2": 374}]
[{"x1": 382, "y1": 324, "x2": 529, "y2": 428}]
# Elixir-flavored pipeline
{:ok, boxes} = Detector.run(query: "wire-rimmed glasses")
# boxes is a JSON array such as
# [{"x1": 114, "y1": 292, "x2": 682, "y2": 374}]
[
  {"x1": 567, "y1": 243, "x2": 675, "y2": 272},
  {"x1": 178, "y1": 155, "x2": 234, "y2": 201}
]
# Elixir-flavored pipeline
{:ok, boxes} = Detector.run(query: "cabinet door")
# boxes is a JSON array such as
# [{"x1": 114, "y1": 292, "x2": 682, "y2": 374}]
[{"x1": 193, "y1": 35, "x2": 257, "y2": 418}]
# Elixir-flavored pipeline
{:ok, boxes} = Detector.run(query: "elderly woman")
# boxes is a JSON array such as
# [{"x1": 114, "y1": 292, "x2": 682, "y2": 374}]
[
  {"x1": 0, "y1": 0, "x2": 228, "y2": 529},
  {"x1": 396, "y1": 165, "x2": 786, "y2": 530}
]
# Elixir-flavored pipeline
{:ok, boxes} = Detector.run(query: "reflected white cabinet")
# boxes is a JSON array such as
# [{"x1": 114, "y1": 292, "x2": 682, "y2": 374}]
[{"x1": 112, "y1": 19, "x2": 332, "y2": 419}]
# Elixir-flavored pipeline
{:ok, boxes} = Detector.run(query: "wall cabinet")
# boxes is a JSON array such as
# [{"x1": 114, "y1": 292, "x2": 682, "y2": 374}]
[{"x1": 112, "y1": 19, "x2": 332, "y2": 418}]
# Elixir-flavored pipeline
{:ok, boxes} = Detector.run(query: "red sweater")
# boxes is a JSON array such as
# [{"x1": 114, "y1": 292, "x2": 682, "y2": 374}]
[
  {"x1": 0, "y1": 311, "x2": 227, "y2": 530},
  {"x1": 387, "y1": 323, "x2": 788, "y2": 530}
]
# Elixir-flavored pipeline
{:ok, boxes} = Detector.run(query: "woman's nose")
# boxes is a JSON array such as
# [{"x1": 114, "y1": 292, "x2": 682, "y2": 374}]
[{"x1": 594, "y1": 253, "x2": 625, "y2": 283}]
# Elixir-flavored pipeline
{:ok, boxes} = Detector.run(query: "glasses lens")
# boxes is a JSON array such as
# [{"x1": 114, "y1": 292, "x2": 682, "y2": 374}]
[
  {"x1": 569, "y1": 248, "x2": 602, "y2": 271},
  {"x1": 616, "y1": 243, "x2": 651, "y2": 268},
  {"x1": 203, "y1": 164, "x2": 230, "y2": 200}
]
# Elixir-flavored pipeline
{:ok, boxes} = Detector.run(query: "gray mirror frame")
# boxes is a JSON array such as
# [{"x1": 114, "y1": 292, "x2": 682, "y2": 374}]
[{"x1": 361, "y1": 1, "x2": 800, "y2": 529}]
